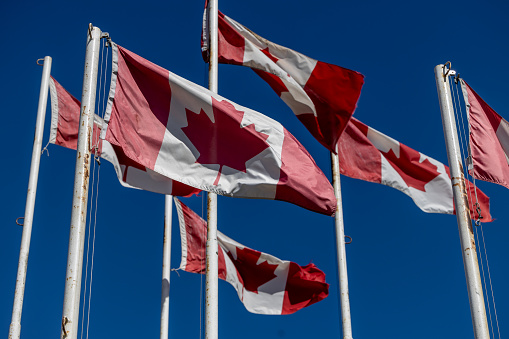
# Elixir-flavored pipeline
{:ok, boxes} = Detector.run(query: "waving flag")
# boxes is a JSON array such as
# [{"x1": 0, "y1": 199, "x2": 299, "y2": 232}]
[
  {"x1": 174, "y1": 198, "x2": 329, "y2": 315},
  {"x1": 337, "y1": 118, "x2": 492, "y2": 221},
  {"x1": 202, "y1": 10, "x2": 364, "y2": 153},
  {"x1": 460, "y1": 79, "x2": 509, "y2": 190},
  {"x1": 48, "y1": 77, "x2": 199, "y2": 197},
  {"x1": 102, "y1": 43, "x2": 336, "y2": 216}
]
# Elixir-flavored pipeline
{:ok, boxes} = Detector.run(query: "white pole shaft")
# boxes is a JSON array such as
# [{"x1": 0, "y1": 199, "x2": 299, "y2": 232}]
[
  {"x1": 8, "y1": 56, "x2": 52, "y2": 339},
  {"x1": 434, "y1": 64, "x2": 490, "y2": 339},
  {"x1": 206, "y1": 1, "x2": 219, "y2": 338},
  {"x1": 60, "y1": 25, "x2": 102, "y2": 339},
  {"x1": 160, "y1": 195, "x2": 172, "y2": 339},
  {"x1": 331, "y1": 153, "x2": 353, "y2": 339}
]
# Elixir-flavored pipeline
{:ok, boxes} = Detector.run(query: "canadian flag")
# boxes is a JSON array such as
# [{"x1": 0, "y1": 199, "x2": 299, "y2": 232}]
[
  {"x1": 102, "y1": 43, "x2": 336, "y2": 216},
  {"x1": 337, "y1": 118, "x2": 492, "y2": 221},
  {"x1": 48, "y1": 76, "x2": 199, "y2": 197},
  {"x1": 460, "y1": 79, "x2": 509, "y2": 190},
  {"x1": 174, "y1": 198, "x2": 329, "y2": 315},
  {"x1": 202, "y1": 9, "x2": 364, "y2": 153}
]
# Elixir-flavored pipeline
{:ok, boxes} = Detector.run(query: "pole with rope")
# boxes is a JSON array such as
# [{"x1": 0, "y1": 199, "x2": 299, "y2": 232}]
[
  {"x1": 435, "y1": 63, "x2": 490, "y2": 339},
  {"x1": 160, "y1": 195, "x2": 173, "y2": 339},
  {"x1": 205, "y1": 0, "x2": 219, "y2": 338},
  {"x1": 60, "y1": 24, "x2": 102, "y2": 339},
  {"x1": 331, "y1": 151, "x2": 353, "y2": 339},
  {"x1": 9, "y1": 56, "x2": 52, "y2": 339}
]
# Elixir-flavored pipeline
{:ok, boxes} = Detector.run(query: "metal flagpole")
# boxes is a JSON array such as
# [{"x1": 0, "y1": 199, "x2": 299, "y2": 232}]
[
  {"x1": 8, "y1": 56, "x2": 52, "y2": 339},
  {"x1": 206, "y1": 0, "x2": 219, "y2": 338},
  {"x1": 160, "y1": 195, "x2": 173, "y2": 339},
  {"x1": 60, "y1": 24, "x2": 102, "y2": 339},
  {"x1": 434, "y1": 63, "x2": 490, "y2": 339},
  {"x1": 331, "y1": 152, "x2": 353, "y2": 339}
]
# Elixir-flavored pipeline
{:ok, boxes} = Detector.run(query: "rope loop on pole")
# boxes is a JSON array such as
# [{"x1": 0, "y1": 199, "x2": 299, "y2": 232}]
[
  {"x1": 474, "y1": 202, "x2": 483, "y2": 226},
  {"x1": 454, "y1": 72, "x2": 461, "y2": 84},
  {"x1": 344, "y1": 235, "x2": 352, "y2": 244},
  {"x1": 93, "y1": 146, "x2": 101, "y2": 165},
  {"x1": 101, "y1": 32, "x2": 111, "y2": 47},
  {"x1": 61, "y1": 317, "x2": 69, "y2": 338},
  {"x1": 36, "y1": 58, "x2": 44, "y2": 66},
  {"x1": 443, "y1": 61, "x2": 452, "y2": 76},
  {"x1": 15, "y1": 217, "x2": 24, "y2": 226},
  {"x1": 88, "y1": 23, "x2": 93, "y2": 39}
]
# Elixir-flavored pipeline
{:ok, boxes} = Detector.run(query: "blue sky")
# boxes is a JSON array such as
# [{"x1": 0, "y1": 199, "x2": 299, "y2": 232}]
[{"x1": 1, "y1": 0, "x2": 508, "y2": 338}]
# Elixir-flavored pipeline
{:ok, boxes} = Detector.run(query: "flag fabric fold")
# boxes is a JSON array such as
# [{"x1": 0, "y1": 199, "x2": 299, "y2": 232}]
[
  {"x1": 337, "y1": 118, "x2": 492, "y2": 222},
  {"x1": 202, "y1": 9, "x2": 364, "y2": 153},
  {"x1": 48, "y1": 76, "x2": 200, "y2": 197},
  {"x1": 101, "y1": 42, "x2": 336, "y2": 216},
  {"x1": 174, "y1": 197, "x2": 329, "y2": 315},
  {"x1": 460, "y1": 79, "x2": 509, "y2": 190}
]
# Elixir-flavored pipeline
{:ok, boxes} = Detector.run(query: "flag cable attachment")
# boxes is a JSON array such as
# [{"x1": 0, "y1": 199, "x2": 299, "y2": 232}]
[{"x1": 449, "y1": 71, "x2": 501, "y2": 339}]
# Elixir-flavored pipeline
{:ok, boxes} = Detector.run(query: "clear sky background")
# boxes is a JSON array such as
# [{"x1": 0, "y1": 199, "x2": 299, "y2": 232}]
[{"x1": 1, "y1": 0, "x2": 508, "y2": 338}]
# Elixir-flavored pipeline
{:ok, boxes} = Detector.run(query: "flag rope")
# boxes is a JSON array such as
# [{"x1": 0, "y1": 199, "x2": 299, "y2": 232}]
[
  {"x1": 79, "y1": 38, "x2": 109, "y2": 339},
  {"x1": 450, "y1": 78, "x2": 501, "y2": 339},
  {"x1": 79, "y1": 136, "x2": 97, "y2": 339},
  {"x1": 451, "y1": 77, "x2": 485, "y2": 223},
  {"x1": 477, "y1": 221, "x2": 502, "y2": 339},
  {"x1": 450, "y1": 76, "x2": 491, "y2": 327},
  {"x1": 85, "y1": 37, "x2": 110, "y2": 339},
  {"x1": 457, "y1": 80, "x2": 502, "y2": 339},
  {"x1": 450, "y1": 77, "x2": 485, "y2": 223},
  {"x1": 200, "y1": 191, "x2": 206, "y2": 339}
]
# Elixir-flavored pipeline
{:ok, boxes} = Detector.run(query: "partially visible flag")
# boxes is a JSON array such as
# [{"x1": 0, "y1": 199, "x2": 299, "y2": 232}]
[
  {"x1": 202, "y1": 9, "x2": 364, "y2": 153},
  {"x1": 102, "y1": 43, "x2": 336, "y2": 216},
  {"x1": 460, "y1": 79, "x2": 509, "y2": 190},
  {"x1": 48, "y1": 76, "x2": 200, "y2": 197},
  {"x1": 337, "y1": 118, "x2": 493, "y2": 221},
  {"x1": 174, "y1": 198, "x2": 329, "y2": 315}
]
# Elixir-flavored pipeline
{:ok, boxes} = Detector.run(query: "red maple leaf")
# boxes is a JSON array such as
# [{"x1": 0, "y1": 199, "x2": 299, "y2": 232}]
[
  {"x1": 227, "y1": 247, "x2": 279, "y2": 293},
  {"x1": 381, "y1": 143, "x2": 441, "y2": 192},
  {"x1": 181, "y1": 98, "x2": 270, "y2": 185}
]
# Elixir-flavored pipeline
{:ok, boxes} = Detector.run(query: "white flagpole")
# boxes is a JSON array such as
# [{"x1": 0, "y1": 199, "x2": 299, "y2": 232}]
[
  {"x1": 434, "y1": 63, "x2": 490, "y2": 339},
  {"x1": 331, "y1": 153, "x2": 353, "y2": 339},
  {"x1": 206, "y1": 0, "x2": 219, "y2": 338},
  {"x1": 8, "y1": 56, "x2": 52, "y2": 339},
  {"x1": 60, "y1": 24, "x2": 102, "y2": 339},
  {"x1": 160, "y1": 195, "x2": 173, "y2": 339}
]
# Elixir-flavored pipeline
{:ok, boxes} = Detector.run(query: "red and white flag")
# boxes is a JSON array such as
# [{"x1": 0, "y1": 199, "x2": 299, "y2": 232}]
[
  {"x1": 174, "y1": 198, "x2": 329, "y2": 315},
  {"x1": 102, "y1": 43, "x2": 336, "y2": 216},
  {"x1": 48, "y1": 76, "x2": 199, "y2": 197},
  {"x1": 337, "y1": 118, "x2": 492, "y2": 221},
  {"x1": 202, "y1": 10, "x2": 364, "y2": 153},
  {"x1": 460, "y1": 79, "x2": 509, "y2": 190}
]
